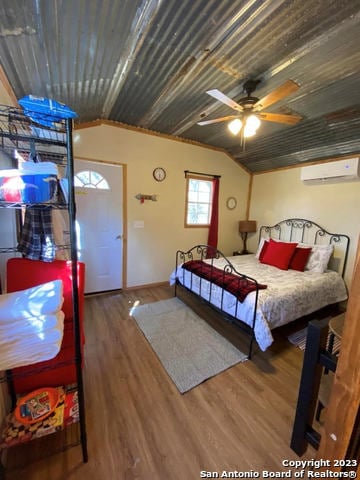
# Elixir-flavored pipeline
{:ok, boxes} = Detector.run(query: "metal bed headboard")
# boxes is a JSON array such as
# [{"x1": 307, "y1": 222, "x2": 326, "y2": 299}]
[{"x1": 259, "y1": 218, "x2": 350, "y2": 278}]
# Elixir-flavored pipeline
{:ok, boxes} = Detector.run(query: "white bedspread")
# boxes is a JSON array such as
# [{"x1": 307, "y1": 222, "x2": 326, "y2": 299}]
[
  {"x1": 170, "y1": 255, "x2": 348, "y2": 351},
  {"x1": 0, "y1": 280, "x2": 65, "y2": 370}
]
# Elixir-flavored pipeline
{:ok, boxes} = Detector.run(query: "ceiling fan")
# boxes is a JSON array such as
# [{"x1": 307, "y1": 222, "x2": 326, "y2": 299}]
[{"x1": 198, "y1": 79, "x2": 303, "y2": 139}]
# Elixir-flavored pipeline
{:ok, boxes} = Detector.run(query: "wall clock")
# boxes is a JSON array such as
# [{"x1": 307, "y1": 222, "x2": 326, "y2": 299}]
[
  {"x1": 153, "y1": 167, "x2": 166, "y2": 182},
  {"x1": 226, "y1": 196, "x2": 237, "y2": 210}
]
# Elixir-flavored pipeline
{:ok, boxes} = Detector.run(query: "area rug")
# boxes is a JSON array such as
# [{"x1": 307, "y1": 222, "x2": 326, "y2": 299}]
[
  {"x1": 132, "y1": 297, "x2": 247, "y2": 393},
  {"x1": 288, "y1": 326, "x2": 341, "y2": 351}
]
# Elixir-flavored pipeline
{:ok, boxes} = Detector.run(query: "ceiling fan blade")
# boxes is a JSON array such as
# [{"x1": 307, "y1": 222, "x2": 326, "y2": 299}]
[
  {"x1": 206, "y1": 89, "x2": 243, "y2": 112},
  {"x1": 197, "y1": 115, "x2": 240, "y2": 126},
  {"x1": 259, "y1": 111, "x2": 303, "y2": 125},
  {"x1": 253, "y1": 80, "x2": 300, "y2": 111}
]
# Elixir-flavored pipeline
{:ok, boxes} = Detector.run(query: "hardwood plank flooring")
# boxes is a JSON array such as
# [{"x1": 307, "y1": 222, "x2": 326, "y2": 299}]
[{"x1": 4, "y1": 285, "x2": 316, "y2": 479}]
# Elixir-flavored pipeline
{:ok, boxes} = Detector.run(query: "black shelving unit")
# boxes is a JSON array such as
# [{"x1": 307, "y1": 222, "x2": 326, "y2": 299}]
[{"x1": 0, "y1": 104, "x2": 88, "y2": 465}]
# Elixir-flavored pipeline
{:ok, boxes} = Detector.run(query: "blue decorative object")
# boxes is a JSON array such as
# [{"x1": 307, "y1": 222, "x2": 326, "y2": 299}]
[{"x1": 18, "y1": 95, "x2": 77, "y2": 127}]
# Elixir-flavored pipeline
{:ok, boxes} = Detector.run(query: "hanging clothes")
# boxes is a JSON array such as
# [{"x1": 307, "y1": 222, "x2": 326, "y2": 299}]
[
  {"x1": 52, "y1": 209, "x2": 70, "y2": 260},
  {"x1": 17, "y1": 206, "x2": 56, "y2": 262}
]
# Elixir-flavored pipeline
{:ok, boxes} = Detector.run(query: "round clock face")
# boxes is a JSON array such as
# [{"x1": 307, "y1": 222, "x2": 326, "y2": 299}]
[
  {"x1": 226, "y1": 196, "x2": 237, "y2": 210},
  {"x1": 153, "y1": 167, "x2": 166, "y2": 182}
]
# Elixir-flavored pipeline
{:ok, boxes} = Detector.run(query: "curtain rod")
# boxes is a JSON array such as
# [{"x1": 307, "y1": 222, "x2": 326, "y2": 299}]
[{"x1": 184, "y1": 170, "x2": 221, "y2": 179}]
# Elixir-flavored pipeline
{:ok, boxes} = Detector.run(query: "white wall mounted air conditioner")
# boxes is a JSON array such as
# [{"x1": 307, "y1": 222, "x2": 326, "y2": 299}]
[{"x1": 300, "y1": 157, "x2": 360, "y2": 185}]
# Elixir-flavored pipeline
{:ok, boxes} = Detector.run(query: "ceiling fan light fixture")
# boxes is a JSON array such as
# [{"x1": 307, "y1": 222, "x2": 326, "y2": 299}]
[
  {"x1": 244, "y1": 126, "x2": 257, "y2": 138},
  {"x1": 202, "y1": 80, "x2": 301, "y2": 137},
  {"x1": 228, "y1": 118, "x2": 242, "y2": 135},
  {"x1": 243, "y1": 114, "x2": 261, "y2": 137},
  {"x1": 246, "y1": 114, "x2": 261, "y2": 130}
]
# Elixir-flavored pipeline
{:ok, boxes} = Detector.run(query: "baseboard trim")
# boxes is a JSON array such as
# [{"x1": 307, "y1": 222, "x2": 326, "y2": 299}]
[{"x1": 124, "y1": 281, "x2": 170, "y2": 291}]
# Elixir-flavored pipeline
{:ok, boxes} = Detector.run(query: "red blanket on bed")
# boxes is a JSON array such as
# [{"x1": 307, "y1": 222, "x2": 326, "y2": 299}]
[{"x1": 182, "y1": 260, "x2": 267, "y2": 302}]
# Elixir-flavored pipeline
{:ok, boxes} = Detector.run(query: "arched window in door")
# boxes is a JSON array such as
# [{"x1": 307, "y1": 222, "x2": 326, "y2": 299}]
[{"x1": 74, "y1": 170, "x2": 110, "y2": 189}]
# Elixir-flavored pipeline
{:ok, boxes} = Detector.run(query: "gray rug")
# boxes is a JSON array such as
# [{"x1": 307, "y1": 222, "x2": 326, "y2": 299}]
[{"x1": 132, "y1": 297, "x2": 247, "y2": 393}]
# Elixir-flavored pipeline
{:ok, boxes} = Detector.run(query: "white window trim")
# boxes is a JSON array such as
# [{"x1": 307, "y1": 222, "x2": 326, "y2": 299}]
[{"x1": 184, "y1": 174, "x2": 213, "y2": 228}]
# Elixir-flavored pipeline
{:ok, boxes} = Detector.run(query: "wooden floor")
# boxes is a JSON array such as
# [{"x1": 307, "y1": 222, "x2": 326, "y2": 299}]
[{"x1": 4, "y1": 285, "x2": 317, "y2": 479}]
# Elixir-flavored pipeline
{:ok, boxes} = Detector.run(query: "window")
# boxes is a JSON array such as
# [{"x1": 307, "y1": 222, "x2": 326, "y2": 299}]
[
  {"x1": 74, "y1": 170, "x2": 109, "y2": 189},
  {"x1": 185, "y1": 176, "x2": 213, "y2": 227}
]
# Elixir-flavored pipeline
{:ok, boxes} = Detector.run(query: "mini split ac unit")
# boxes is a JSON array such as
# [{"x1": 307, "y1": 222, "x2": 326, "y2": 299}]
[{"x1": 300, "y1": 157, "x2": 360, "y2": 185}]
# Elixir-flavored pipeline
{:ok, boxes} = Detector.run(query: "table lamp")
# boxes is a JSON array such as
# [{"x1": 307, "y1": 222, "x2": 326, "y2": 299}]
[{"x1": 238, "y1": 220, "x2": 257, "y2": 254}]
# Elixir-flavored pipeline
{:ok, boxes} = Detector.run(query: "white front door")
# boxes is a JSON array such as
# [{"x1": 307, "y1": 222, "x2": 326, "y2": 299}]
[{"x1": 74, "y1": 159, "x2": 123, "y2": 293}]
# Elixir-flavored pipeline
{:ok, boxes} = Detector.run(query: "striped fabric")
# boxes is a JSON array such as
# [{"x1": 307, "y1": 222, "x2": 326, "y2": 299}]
[
  {"x1": 288, "y1": 326, "x2": 341, "y2": 352},
  {"x1": 17, "y1": 206, "x2": 55, "y2": 262}
]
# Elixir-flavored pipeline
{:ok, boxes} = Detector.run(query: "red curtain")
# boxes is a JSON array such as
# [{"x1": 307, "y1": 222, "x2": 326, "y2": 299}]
[{"x1": 207, "y1": 177, "x2": 219, "y2": 257}]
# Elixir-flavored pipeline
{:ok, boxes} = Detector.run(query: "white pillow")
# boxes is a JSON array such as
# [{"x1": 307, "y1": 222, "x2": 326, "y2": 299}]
[
  {"x1": 299, "y1": 243, "x2": 334, "y2": 273},
  {"x1": 255, "y1": 237, "x2": 267, "y2": 258}
]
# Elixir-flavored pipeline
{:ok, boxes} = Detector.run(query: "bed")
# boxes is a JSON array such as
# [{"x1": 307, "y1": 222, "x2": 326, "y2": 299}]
[{"x1": 170, "y1": 218, "x2": 349, "y2": 358}]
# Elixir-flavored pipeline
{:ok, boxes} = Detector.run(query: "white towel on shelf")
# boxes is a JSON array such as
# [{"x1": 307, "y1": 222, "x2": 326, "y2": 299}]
[
  {"x1": 0, "y1": 311, "x2": 65, "y2": 370},
  {"x1": 0, "y1": 311, "x2": 64, "y2": 339},
  {"x1": 0, "y1": 337, "x2": 63, "y2": 370},
  {"x1": 0, "y1": 280, "x2": 64, "y2": 321},
  {"x1": 0, "y1": 280, "x2": 65, "y2": 370},
  {"x1": 0, "y1": 326, "x2": 64, "y2": 354}
]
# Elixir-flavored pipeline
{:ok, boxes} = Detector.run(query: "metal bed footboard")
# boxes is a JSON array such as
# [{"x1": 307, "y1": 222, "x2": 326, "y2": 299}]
[{"x1": 174, "y1": 244, "x2": 261, "y2": 359}]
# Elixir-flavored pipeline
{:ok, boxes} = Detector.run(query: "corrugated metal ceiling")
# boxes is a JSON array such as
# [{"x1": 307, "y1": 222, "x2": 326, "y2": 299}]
[{"x1": 0, "y1": 0, "x2": 359, "y2": 172}]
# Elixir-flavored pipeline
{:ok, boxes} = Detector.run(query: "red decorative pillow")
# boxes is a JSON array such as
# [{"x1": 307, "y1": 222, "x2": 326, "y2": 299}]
[
  {"x1": 289, "y1": 247, "x2": 312, "y2": 271},
  {"x1": 261, "y1": 238, "x2": 298, "y2": 270},
  {"x1": 259, "y1": 240, "x2": 269, "y2": 262}
]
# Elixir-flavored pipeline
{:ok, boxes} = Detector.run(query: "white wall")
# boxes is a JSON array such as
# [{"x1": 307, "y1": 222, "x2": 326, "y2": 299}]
[
  {"x1": 74, "y1": 124, "x2": 250, "y2": 287},
  {"x1": 248, "y1": 167, "x2": 360, "y2": 287}
]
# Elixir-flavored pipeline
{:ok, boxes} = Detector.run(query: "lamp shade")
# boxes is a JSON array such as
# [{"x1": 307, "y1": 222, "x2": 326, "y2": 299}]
[{"x1": 239, "y1": 220, "x2": 257, "y2": 233}]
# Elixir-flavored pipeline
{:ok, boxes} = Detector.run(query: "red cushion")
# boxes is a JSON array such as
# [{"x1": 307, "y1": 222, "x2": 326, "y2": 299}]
[
  {"x1": 258, "y1": 240, "x2": 269, "y2": 262},
  {"x1": 10, "y1": 323, "x2": 84, "y2": 394},
  {"x1": 289, "y1": 247, "x2": 312, "y2": 271},
  {"x1": 6, "y1": 258, "x2": 85, "y2": 394},
  {"x1": 11, "y1": 344, "x2": 80, "y2": 394},
  {"x1": 6, "y1": 258, "x2": 85, "y2": 323},
  {"x1": 261, "y1": 238, "x2": 298, "y2": 270}
]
